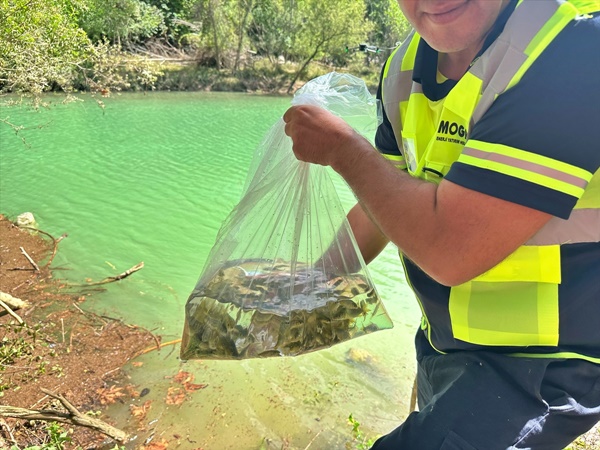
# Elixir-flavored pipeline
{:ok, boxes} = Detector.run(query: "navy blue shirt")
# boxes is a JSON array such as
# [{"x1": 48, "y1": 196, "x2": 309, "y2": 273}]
[
  {"x1": 376, "y1": 12, "x2": 600, "y2": 219},
  {"x1": 375, "y1": 9, "x2": 600, "y2": 357}
]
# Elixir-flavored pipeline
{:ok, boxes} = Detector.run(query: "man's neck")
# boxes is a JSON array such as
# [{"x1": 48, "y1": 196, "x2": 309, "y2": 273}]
[{"x1": 437, "y1": 50, "x2": 479, "y2": 81}]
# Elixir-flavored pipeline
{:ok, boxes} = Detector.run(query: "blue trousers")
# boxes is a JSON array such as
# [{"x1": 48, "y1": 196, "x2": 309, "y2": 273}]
[{"x1": 371, "y1": 332, "x2": 600, "y2": 449}]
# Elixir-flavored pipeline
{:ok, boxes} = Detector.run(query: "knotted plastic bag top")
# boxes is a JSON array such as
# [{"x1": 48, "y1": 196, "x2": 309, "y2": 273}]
[{"x1": 180, "y1": 72, "x2": 393, "y2": 360}]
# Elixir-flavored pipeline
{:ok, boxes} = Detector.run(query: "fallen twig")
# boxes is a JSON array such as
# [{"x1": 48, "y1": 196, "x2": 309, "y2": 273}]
[
  {"x1": 0, "y1": 418, "x2": 18, "y2": 447},
  {"x1": 137, "y1": 338, "x2": 181, "y2": 357},
  {"x1": 304, "y1": 430, "x2": 323, "y2": 449},
  {"x1": 0, "y1": 388, "x2": 129, "y2": 443},
  {"x1": 0, "y1": 298, "x2": 24, "y2": 324},
  {"x1": 19, "y1": 247, "x2": 39, "y2": 272},
  {"x1": 10, "y1": 280, "x2": 30, "y2": 293},
  {"x1": 147, "y1": 328, "x2": 162, "y2": 351},
  {"x1": 46, "y1": 234, "x2": 67, "y2": 268},
  {"x1": 18, "y1": 226, "x2": 67, "y2": 268},
  {"x1": 80, "y1": 262, "x2": 145, "y2": 286},
  {"x1": 0, "y1": 291, "x2": 28, "y2": 315},
  {"x1": 102, "y1": 367, "x2": 122, "y2": 378}
]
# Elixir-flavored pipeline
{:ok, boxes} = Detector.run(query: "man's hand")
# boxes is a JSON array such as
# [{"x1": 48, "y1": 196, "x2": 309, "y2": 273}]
[{"x1": 282, "y1": 105, "x2": 370, "y2": 171}]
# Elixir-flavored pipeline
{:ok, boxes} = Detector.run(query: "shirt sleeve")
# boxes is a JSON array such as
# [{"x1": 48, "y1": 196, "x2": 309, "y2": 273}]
[
  {"x1": 375, "y1": 62, "x2": 407, "y2": 171},
  {"x1": 445, "y1": 15, "x2": 600, "y2": 219}
]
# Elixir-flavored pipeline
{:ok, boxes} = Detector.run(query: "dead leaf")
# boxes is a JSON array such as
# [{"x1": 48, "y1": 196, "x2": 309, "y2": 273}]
[
  {"x1": 168, "y1": 370, "x2": 208, "y2": 393},
  {"x1": 125, "y1": 384, "x2": 140, "y2": 398},
  {"x1": 165, "y1": 386, "x2": 186, "y2": 405},
  {"x1": 183, "y1": 382, "x2": 207, "y2": 392},
  {"x1": 132, "y1": 361, "x2": 144, "y2": 367},
  {"x1": 173, "y1": 370, "x2": 194, "y2": 384},
  {"x1": 142, "y1": 438, "x2": 169, "y2": 450},
  {"x1": 96, "y1": 385, "x2": 125, "y2": 405},
  {"x1": 130, "y1": 400, "x2": 152, "y2": 428}
]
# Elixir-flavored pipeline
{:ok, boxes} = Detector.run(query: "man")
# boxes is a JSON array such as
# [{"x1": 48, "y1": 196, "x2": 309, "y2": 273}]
[{"x1": 283, "y1": 0, "x2": 600, "y2": 448}]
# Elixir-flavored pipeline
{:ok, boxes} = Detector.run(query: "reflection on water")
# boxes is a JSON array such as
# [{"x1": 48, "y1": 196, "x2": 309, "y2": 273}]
[{"x1": 0, "y1": 92, "x2": 420, "y2": 449}]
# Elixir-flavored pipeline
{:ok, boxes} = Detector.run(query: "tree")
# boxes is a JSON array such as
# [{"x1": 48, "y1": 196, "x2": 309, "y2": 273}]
[
  {"x1": 183, "y1": 0, "x2": 255, "y2": 70},
  {"x1": 144, "y1": 0, "x2": 196, "y2": 41},
  {"x1": 366, "y1": 0, "x2": 410, "y2": 48},
  {"x1": 286, "y1": 0, "x2": 372, "y2": 93},
  {"x1": 364, "y1": 0, "x2": 411, "y2": 64},
  {"x1": 183, "y1": 0, "x2": 233, "y2": 68},
  {"x1": 0, "y1": 0, "x2": 163, "y2": 101},
  {"x1": 78, "y1": 0, "x2": 165, "y2": 46},
  {"x1": 249, "y1": 0, "x2": 301, "y2": 62},
  {"x1": 0, "y1": 0, "x2": 91, "y2": 94},
  {"x1": 232, "y1": 0, "x2": 254, "y2": 72}
]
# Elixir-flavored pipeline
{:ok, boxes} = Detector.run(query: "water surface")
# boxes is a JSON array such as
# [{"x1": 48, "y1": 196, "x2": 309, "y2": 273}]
[{"x1": 0, "y1": 91, "x2": 420, "y2": 449}]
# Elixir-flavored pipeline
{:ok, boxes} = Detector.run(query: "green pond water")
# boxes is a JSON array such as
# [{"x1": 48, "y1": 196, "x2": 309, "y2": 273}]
[{"x1": 0, "y1": 91, "x2": 421, "y2": 449}]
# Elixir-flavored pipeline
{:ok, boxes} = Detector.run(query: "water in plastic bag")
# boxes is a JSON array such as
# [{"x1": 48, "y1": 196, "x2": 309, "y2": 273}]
[{"x1": 180, "y1": 72, "x2": 393, "y2": 360}]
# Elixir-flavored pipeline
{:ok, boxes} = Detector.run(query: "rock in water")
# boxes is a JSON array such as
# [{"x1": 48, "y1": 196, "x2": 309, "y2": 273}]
[{"x1": 16, "y1": 212, "x2": 36, "y2": 228}]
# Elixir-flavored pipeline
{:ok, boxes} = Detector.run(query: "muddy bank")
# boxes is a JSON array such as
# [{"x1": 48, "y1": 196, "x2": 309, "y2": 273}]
[{"x1": 0, "y1": 214, "x2": 157, "y2": 448}]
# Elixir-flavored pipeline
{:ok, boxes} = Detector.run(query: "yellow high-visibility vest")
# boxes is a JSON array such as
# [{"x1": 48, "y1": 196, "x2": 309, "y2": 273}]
[{"x1": 381, "y1": 0, "x2": 600, "y2": 362}]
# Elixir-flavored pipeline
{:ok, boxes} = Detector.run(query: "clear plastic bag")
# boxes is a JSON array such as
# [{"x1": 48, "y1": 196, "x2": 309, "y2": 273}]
[{"x1": 180, "y1": 72, "x2": 393, "y2": 360}]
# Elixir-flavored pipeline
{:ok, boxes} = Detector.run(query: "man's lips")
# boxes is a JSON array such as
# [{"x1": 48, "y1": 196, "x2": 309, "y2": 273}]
[{"x1": 424, "y1": 1, "x2": 469, "y2": 24}]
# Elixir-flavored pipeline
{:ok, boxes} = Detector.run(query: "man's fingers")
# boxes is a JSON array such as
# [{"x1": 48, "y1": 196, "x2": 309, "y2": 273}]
[
  {"x1": 282, "y1": 106, "x2": 295, "y2": 123},
  {"x1": 283, "y1": 107, "x2": 298, "y2": 136}
]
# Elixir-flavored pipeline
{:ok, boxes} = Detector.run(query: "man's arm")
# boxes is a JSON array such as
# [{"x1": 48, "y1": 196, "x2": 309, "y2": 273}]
[
  {"x1": 283, "y1": 105, "x2": 552, "y2": 286},
  {"x1": 316, "y1": 203, "x2": 390, "y2": 275}
]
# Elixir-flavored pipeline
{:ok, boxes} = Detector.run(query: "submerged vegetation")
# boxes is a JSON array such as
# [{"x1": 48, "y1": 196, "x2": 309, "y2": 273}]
[{"x1": 0, "y1": 0, "x2": 411, "y2": 98}]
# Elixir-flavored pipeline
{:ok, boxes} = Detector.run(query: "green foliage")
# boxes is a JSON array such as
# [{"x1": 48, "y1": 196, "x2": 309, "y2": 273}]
[
  {"x1": 145, "y1": 0, "x2": 197, "y2": 41},
  {"x1": 295, "y1": 0, "x2": 372, "y2": 60},
  {"x1": 250, "y1": 0, "x2": 372, "y2": 65},
  {"x1": 73, "y1": 41, "x2": 164, "y2": 92},
  {"x1": 277, "y1": 0, "x2": 372, "y2": 91},
  {"x1": 0, "y1": 321, "x2": 66, "y2": 396},
  {"x1": 250, "y1": 0, "x2": 301, "y2": 60},
  {"x1": 0, "y1": 0, "x2": 163, "y2": 95},
  {"x1": 183, "y1": 0, "x2": 255, "y2": 70},
  {"x1": 0, "y1": 0, "x2": 413, "y2": 95},
  {"x1": 365, "y1": 0, "x2": 411, "y2": 50},
  {"x1": 78, "y1": 0, "x2": 166, "y2": 44},
  {"x1": 10, "y1": 422, "x2": 71, "y2": 450},
  {"x1": 0, "y1": 0, "x2": 92, "y2": 94},
  {"x1": 0, "y1": 323, "x2": 38, "y2": 367},
  {"x1": 346, "y1": 413, "x2": 378, "y2": 450}
]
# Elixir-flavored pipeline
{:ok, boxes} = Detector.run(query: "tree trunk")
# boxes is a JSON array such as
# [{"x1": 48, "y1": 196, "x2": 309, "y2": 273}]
[
  {"x1": 287, "y1": 44, "x2": 322, "y2": 94},
  {"x1": 233, "y1": 0, "x2": 253, "y2": 73},
  {"x1": 208, "y1": 0, "x2": 222, "y2": 69}
]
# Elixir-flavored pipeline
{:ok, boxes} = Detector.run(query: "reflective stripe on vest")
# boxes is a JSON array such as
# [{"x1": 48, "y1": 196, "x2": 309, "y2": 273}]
[{"x1": 381, "y1": 0, "x2": 600, "y2": 355}]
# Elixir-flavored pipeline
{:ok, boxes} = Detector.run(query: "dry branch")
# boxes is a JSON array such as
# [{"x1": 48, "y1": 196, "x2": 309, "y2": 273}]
[
  {"x1": 0, "y1": 291, "x2": 28, "y2": 311},
  {"x1": 84, "y1": 262, "x2": 145, "y2": 286},
  {"x1": 18, "y1": 226, "x2": 67, "y2": 268},
  {"x1": 0, "y1": 297, "x2": 24, "y2": 324},
  {"x1": 19, "y1": 247, "x2": 39, "y2": 271},
  {"x1": 137, "y1": 338, "x2": 181, "y2": 356},
  {"x1": 0, "y1": 419, "x2": 17, "y2": 447},
  {"x1": 0, "y1": 389, "x2": 129, "y2": 443}
]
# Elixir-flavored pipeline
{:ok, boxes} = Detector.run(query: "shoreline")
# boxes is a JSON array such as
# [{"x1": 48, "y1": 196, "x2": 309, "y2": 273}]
[{"x1": 0, "y1": 214, "x2": 157, "y2": 449}]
